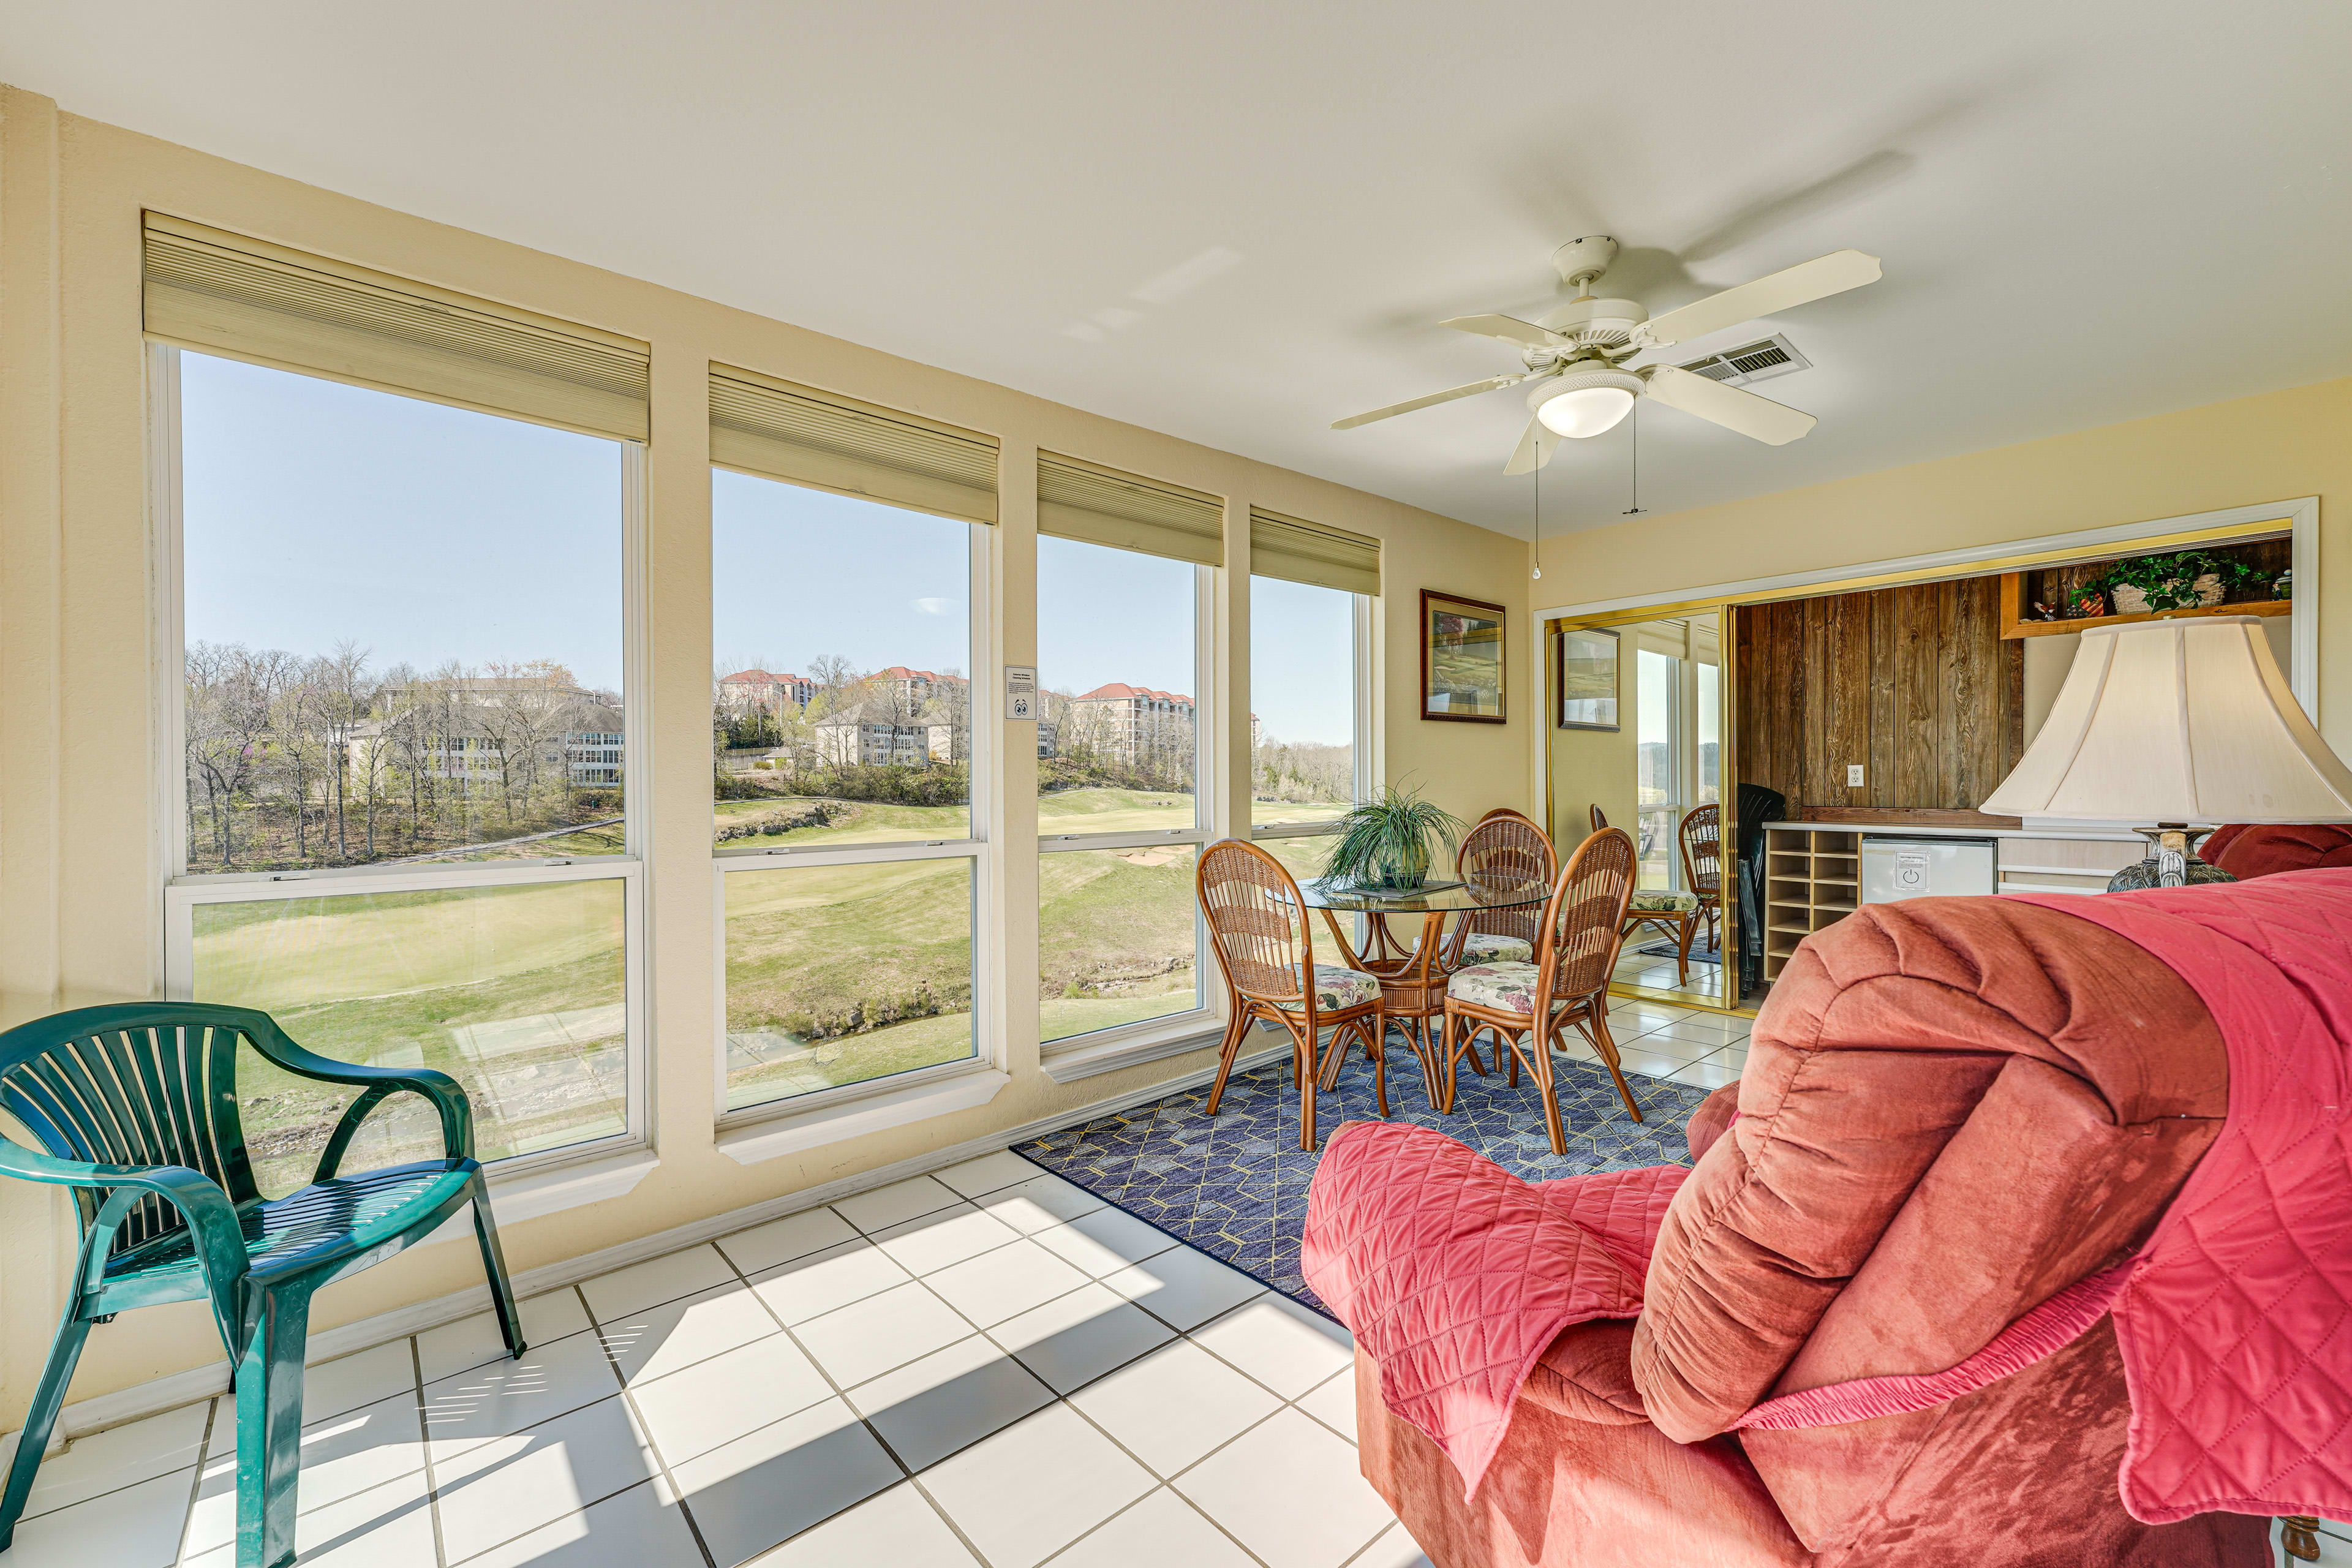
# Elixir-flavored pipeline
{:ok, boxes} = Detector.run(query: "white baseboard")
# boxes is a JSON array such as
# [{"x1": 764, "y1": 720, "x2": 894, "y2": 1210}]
[{"x1": 39, "y1": 1042, "x2": 1287, "y2": 1444}]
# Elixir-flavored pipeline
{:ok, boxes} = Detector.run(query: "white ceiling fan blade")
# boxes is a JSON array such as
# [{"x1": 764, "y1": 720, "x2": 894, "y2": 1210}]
[
  {"x1": 1502, "y1": 416, "x2": 1561, "y2": 475},
  {"x1": 1440, "y1": 313, "x2": 1565, "y2": 349},
  {"x1": 1634, "y1": 249, "x2": 1881, "y2": 349},
  {"x1": 1330, "y1": 374, "x2": 1526, "y2": 431},
  {"x1": 1640, "y1": 364, "x2": 1817, "y2": 445}
]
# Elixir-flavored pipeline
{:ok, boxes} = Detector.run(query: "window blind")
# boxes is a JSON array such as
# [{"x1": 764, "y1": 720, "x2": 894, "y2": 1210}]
[
  {"x1": 1249, "y1": 507, "x2": 1381, "y2": 596},
  {"x1": 709, "y1": 366, "x2": 997, "y2": 526},
  {"x1": 142, "y1": 214, "x2": 650, "y2": 441},
  {"x1": 1635, "y1": 626, "x2": 1686, "y2": 661},
  {"x1": 1036, "y1": 453, "x2": 1223, "y2": 566}
]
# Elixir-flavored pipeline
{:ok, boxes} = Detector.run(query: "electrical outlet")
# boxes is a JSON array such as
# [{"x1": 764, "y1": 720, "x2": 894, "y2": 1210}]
[{"x1": 1847, "y1": 764, "x2": 1866, "y2": 787}]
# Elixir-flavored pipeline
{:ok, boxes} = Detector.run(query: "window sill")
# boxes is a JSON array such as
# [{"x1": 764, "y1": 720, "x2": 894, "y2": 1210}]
[
  {"x1": 716, "y1": 1066, "x2": 1012, "y2": 1166},
  {"x1": 421, "y1": 1144, "x2": 659, "y2": 1244},
  {"x1": 1042, "y1": 1012, "x2": 1229, "y2": 1084}
]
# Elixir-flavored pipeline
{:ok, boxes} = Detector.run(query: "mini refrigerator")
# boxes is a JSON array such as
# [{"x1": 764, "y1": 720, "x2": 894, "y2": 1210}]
[{"x1": 1861, "y1": 835, "x2": 1996, "y2": 903}]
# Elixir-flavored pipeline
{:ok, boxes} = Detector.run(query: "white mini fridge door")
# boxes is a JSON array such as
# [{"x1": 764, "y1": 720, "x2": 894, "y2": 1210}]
[{"x1": 1861, "y1": 836, "x2": 1997, "y2": 903}]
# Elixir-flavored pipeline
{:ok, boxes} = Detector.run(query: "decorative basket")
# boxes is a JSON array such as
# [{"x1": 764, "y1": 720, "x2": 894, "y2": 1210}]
[{"x1": 2110, "y1": 573, "x2": 2223, "y2": 616}]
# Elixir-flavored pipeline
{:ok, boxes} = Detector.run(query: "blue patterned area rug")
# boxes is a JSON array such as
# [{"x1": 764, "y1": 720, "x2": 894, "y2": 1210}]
[{"x1": 1012, "y1": 1043, "x2": 1713, "y2": 1317}]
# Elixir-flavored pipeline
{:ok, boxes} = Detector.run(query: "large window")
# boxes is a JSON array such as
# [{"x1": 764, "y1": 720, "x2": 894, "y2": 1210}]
[
  {"x1": 712, "y1": 465, "x2": 987, "y2": 1112},
  {"x1": 1250, "y1": 575, "x2": 1371, "y2": 883},
  {"x1": 1036, "y1": 536, "x2": 1208, "y2": 1044},
  {"x1": 162, "y1": 348, "x2": 643, "y2": 1185}
]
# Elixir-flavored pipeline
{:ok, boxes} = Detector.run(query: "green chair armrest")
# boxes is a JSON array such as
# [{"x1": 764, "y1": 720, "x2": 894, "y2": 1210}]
[
  {"x1": 242, "y1": 1027, "x2": 477, "y2": 1175},
  {"x1": 0, "y1": 1139, "x2": 251, "y2": 1348}
]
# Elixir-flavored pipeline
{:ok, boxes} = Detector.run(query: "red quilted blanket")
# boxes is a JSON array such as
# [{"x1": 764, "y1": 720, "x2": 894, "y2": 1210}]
[
  {"x1": 1305, "y1": 870, "x2": 2352, "y2": 1521},
  {"x1": 1300, "y1": 1122, "x2": 1686, "y2": 1498},
  {"x1": 2009, "y1": 869, "x2": 2352, "y2": 1523}
]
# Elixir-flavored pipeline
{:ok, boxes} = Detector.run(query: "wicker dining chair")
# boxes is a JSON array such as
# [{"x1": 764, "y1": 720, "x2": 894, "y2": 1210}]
[
  {"x1": 1448, "y1": 809, "x2": 1557, "y2": 969},
  {"x1": 1197, "y1": 839, "x2": 1392, "y2": 1150},
  {"x1": 1679, "y1": 802, "x2": 1724, "y2": 949},
  {"x1": 1378, "y1": 808, "x2": 1559, "y2": 1087},
  {"x1": 1440, "y1": 827, "x2": 1642, "y2": 1153}
]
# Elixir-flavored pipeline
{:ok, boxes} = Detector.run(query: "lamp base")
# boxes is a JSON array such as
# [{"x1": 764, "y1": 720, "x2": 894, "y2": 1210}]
[{"x1": 2106, "y1": 824, "x2": 2238, "y2": 891}]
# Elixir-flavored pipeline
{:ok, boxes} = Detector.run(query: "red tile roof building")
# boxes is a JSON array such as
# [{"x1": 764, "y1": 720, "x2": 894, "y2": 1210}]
[
  {"x1": 1067, "y1": 682, "x2": 1196, "y2": 764},
  {"x1": 717, "y1": 668, "x2": 816, "y2": 710}
]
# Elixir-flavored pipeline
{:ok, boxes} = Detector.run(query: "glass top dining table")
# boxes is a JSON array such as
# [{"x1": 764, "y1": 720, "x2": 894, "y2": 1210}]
[
  {"x1": 1281, "y1": 876, "x2": 1551, "y2": 915},
  {"x1": 1272, "y1": 874, "x2": 1552, "y2": 983}
]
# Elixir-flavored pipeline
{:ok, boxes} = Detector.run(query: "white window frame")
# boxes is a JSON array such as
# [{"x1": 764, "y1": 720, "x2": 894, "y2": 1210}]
[
  {"x1": 152, "y1": 344, "x2": 652, "y2": 1183},
  {"x1": 710, "y1": 506, "x2": 998, "y2": 1131},
  {"x1": 1037, "y1": 557, "x2": 1219, "y2": 1063}
]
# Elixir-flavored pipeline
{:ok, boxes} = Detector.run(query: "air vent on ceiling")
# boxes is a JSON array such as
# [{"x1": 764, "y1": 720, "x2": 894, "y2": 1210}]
[{"x1": 1675, "y1": 333, "x2": 1811, "y2": 388}]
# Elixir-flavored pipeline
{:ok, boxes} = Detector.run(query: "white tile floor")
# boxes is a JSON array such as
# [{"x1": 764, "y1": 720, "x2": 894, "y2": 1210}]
[
  {"x1": 0, "y1": 1157, "x2": 1430, "y2": 1568},
  {"x1": 2, "y1": 998, "x2": 2309, "y2": 1568},
  {"x1": 1608, "y1": 948, "x2": 1733, "y2": 1011}
]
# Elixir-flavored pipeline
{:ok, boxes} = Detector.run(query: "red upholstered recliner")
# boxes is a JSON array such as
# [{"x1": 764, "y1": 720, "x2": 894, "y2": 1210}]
[
  {"x1": 2202, "y1": 822, "x2": 2352, "y2": 880},
  {"x1": 1354, "y1": 896, "x2": 2272, "y2": 1567}
]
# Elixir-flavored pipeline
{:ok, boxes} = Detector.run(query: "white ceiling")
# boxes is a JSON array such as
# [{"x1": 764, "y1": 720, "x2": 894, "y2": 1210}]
[{"x1": 7, "y1": 2, "x2": 2351, "y2": 537}]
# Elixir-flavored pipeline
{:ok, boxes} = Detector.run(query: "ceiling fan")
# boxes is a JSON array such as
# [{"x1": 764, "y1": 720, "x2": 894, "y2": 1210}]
[{"x1": 1333, "y1": 236, "x2": 1881, "y2": 473}]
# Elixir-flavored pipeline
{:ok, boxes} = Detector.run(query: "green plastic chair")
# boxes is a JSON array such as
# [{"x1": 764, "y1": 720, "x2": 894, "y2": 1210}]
[{"x1": 0, "y1": 1002, "x2": 526, "y2": 1568}]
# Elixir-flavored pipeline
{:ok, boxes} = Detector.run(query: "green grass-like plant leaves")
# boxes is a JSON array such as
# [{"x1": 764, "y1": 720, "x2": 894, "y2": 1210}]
[{"x1": 1324, "y1": 783, "x2": 1465, "y2": 890}]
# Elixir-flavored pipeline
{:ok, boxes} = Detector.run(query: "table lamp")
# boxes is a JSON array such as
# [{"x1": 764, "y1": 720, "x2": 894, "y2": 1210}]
[{"x1": 1981, "y1": 615, "x2": 2352, "y2": 889}]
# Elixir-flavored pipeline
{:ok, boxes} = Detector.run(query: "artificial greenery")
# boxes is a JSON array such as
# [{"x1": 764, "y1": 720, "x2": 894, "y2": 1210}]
[
  {"x1": 1325, "y1": 783, "x2": 1465, "y2": 890},
  {"x1": 2092, "y1": 548, "x2": 2267, "y2": 612}
]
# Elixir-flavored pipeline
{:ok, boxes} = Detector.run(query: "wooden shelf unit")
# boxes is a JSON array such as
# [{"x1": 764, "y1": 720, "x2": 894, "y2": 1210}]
[
  {"x1": 1763, "y1": 826, "x2": 1862, "y2": 981},
  {"x1": 1995, "y1": 537, "x2": 2292, "y2": 640}
]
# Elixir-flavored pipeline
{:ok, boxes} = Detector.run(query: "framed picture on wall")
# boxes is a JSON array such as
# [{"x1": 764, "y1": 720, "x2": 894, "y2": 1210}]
[
  {"x1": 1421, "y1": 590, "x2": 1507, "y2": 723},
  {"x1": 1556, "y1": 625, "x2": 1620, "y2": 730}
]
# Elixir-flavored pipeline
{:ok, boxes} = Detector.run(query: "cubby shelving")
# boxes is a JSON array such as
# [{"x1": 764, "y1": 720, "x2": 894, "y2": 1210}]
[{"x1": 1762, "y1": 826, "x2": 1862, "y2": 981}]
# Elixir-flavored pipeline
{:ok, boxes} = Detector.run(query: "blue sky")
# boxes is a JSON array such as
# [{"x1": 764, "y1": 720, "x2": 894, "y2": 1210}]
[
  {"x1": 181, "y1": 352, "x2": 627, "y2": 691},
  {"x1": 184, "y1": 352, "x2": 1358, "y2": 744}
]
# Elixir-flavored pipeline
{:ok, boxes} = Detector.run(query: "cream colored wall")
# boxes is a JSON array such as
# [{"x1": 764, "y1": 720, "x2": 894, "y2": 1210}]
[
  {"x1": 1537, "y1": 375, "x2": 2352, "y2": 752},
  {"x1": 0, "y1": 87, "x2": 1532, "y2": 1412}
]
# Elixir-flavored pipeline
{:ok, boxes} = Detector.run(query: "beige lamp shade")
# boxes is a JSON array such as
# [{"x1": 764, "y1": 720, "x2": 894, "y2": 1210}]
[{"x1": 1983, "y1": 616, "x2": 2352, "y2": 823}]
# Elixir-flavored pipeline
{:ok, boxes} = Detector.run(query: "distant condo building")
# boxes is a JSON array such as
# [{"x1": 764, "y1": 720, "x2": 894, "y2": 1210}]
[
  {"x1": 345, "y1": 671, "x2": 625, "y2": 790},
  {"x1": 1068, "y1": 682, "x2": 1194, "y2": 764},
  {"x1": 813, "y1": 714, "x2": 930, "y2": 767},
  {"x1": 718, "y1": 668, "x2": 817, "y2": 712},
  {"x1": 876, "y1": 666, "x2": 966, "y2": 708}
]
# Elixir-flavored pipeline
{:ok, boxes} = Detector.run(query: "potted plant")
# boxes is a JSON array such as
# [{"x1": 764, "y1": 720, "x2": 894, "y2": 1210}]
[
  {"x1": 2096, "y1": 549, "x2": 2264, "y2": 614},
  {"x1": 1325, "y1": 783, "x2": 1465, "y2": 891}
]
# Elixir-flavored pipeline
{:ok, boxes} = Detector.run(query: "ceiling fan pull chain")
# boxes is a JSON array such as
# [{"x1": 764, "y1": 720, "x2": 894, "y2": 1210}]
[
  {"x1": 1531, "y1": 453, "x2": 1543, "y2": 579},
  {"x1": 1623, "y1": 410, "x2": 1646, "y2": 516}
]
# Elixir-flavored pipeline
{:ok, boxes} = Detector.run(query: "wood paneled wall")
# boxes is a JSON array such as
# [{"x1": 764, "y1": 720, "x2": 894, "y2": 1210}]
[{"x1": 1735, "y1": 577, "x2": 2026, "y2": 813}]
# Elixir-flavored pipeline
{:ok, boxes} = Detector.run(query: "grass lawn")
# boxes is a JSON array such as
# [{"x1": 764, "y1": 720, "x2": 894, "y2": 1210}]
[
  {"x1": 184, "y1": 794, "x2": 1348, "y2": 1178},
  {"x1": 1036, "y1": 787, "x2": 1197, "y2": 835},
  {"x1": 714, "y1": 795, "x2": 971, "y2": 848},
  {"x1": 1039, "y1": 842, "x2": 1202, "y2": 1042},
  {"x1": 1251, "y1": 797, "x2": 1352, "y2": 829},
  {"x1": 708, "y1": 785, "x2": 1203, "y2": 846},
  {"x1": 497, "y1": 818, "x2": 627, "y2": 859},
  {"x1": 192, "y1": 880, "x2": 627, "y2": 1195},
  {"x1": 722, "y1": 858, "x2": 977, "y2": 1108}
]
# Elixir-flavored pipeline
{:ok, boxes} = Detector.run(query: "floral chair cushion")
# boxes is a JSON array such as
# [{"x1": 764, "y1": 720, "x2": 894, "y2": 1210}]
[
  {"x1": 1408, "y1": 930, "x2": 1536, "y2": 967},
  {"x1": 1447, "y1": 961, "x2": 1548, "y2": 1016},
  {"x1": 1273, "y1": 964, "x2": 1381, "y2": 1013},
  {"x1": 1627, "y1": 889, "x2": 1698, "y2": 914},
  {"x1": 1458, "y1": 932, "x2": 1534, "y2": 965}
]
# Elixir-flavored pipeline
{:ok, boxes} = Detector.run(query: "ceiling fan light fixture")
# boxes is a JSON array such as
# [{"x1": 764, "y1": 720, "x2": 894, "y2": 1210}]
[{"x1": 1529, "y1": 366, "x2": 1643, "y2": 438}]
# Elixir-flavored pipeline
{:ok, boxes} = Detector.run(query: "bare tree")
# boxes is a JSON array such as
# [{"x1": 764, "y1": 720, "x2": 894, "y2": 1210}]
[
  {"x1": 184, "y1": 642, "x2": 281, "y2": 869},
  {"x1": 807, "y1": 654, "x2": 863, "y2": 720}
]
